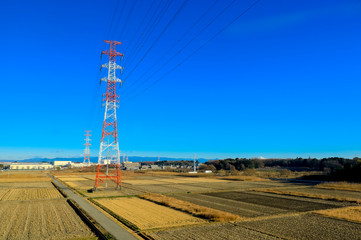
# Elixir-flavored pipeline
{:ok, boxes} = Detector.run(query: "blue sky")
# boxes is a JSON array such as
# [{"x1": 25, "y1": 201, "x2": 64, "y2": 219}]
[{"x1": 1, "y1": 0, "x2": 361, "y2": 160}]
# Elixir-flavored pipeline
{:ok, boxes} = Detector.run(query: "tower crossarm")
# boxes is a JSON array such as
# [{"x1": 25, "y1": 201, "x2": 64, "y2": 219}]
[
  {"x1": 101, "y1": 77, "x2": 122, "y2": 83},
  {"x1": 101, "y1": 63, "x2": 123, "y2": 70}
]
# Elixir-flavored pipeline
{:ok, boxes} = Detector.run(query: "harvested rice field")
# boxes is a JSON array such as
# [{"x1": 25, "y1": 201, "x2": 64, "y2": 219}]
[
  {"x1": 80, "y1": 187, "x2": 143, "y2": 197},
  {"x1": 0, "y1": 199, "x2": 95, "y2": 240},
  {"x1": 204, "y1": 191, "x2": 345, "y2": 212},
  {"x1": 122, "y1": 179, "x2": 166, "y2": 185},
  {"x1": 315, "y1": 206, "x2": 361, "y2": 223},
  {"x1": 0, "y1": 188, "x2": 63, "y2": 201},
  {"x1": 173, "y1": 193, "x2": 290, "y2": 218},
  {"x1": 268, "y1": 186, "x2": 361, "y2": 200},
  {"x1": 148, "y1": 222, "x2": 278, "y2": 240},
  {"x1": 242, "y1": 213, "x2": 361, "y2": 240},
  {"x1": 0, "y1": 181, "x2": 54, "y2": 188},
  {"x1": 57, "y1": 177, "x2": 89, "y2": 181},
  {"x1": 95, "y1": 197, "x2": 205, "y2": 230}
]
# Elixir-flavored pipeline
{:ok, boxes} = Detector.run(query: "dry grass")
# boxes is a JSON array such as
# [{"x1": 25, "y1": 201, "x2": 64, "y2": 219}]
[
  {"x1": 317, "y1": 182, "x2": 361, "y2": 192},
  {"x1": 140, "y1": 193, "x2": 242, "y2": 222},
  {"x1": 251, "y1": 188, "x2": 361, "y2": 204},
  {"x1": 218, "y1": 176, "x2": 270, "y2": 182},
  {"x1": 314, "y1": 206, "x2": 361, "y2": 223},
  {"x1": 0, "y1": 189, "x2": 9, "y2": 199},
  {"x1": 0, "y1": 172, "x2": 50, "y2": 182},
  {"x1": 57, "y1": 177, "x2": 89, "y2": 181},
  {"x1": 1, "y1": 188, "x2": 63, "y2": 201},
  {"x1": 95, "y1": 197, "x2": 204, "y2": 230},
  {"x1": 122, "y1": 179, "x2": 165, "y2": 185}
]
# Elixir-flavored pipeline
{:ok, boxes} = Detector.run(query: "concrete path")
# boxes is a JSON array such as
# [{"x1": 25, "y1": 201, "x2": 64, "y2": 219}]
[{"x1": 50, "y1": 175, "x2": 137, "y2": 240}]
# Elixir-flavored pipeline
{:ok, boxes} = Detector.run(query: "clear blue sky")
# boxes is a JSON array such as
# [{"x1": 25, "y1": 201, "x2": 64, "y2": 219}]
[{"x1": 1, "y1": 0, "x2": 361, "y2": 160}]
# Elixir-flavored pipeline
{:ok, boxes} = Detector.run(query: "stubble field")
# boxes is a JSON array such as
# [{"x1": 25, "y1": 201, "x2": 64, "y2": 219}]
[
  {"x1": 0, "y1": 199, "x2": 95, "y2": 240},
  {"x1": 0, "y1": 171, "x2": 96, "y2": 240},
  {"x1": 54, "y1": 170, "x2": 361, "y2": 240},
  {"x1": 95, "y1": 197, "x2": 205, "y2": 230}
]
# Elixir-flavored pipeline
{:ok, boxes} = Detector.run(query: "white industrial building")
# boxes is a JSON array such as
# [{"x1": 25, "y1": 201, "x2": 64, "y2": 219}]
[
  {"x1": 53, "y1": 161, "x2": 72, "y2": 167},
  {"x1": 10, "y1": 163, "x2": 53, "y2": 170}
]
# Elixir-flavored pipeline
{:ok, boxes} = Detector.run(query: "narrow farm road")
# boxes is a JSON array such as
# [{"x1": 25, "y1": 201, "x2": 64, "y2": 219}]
[{"x1": 49, "y1": 175, "x2": 138, "y2": 240}]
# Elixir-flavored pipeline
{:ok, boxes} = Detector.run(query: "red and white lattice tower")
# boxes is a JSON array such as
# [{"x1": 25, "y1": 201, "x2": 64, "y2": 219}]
[
  {"x1": 94, "y1": 40, "x2": 123, "y2": 190},
  {"x1": 83, "y1": 130, "x2": 91, "y2": 166}
]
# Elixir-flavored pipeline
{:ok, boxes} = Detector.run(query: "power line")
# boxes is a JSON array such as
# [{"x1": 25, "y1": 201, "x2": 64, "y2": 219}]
[
  {"x1": 120, "y1": 0, "x2": 219, "y2": 96},
  {"x1": 120, "y1": 0, "x2": 238, "y2": 98},
  {"x1": 122, "y1": 0, "x2": 189, "y2": 79},
  {"x1": 120, "y1": 0, "x2": 262, "y2": 104},
  {"x1": 121, "y1": 0, "x2": 175, "y2": 71}
]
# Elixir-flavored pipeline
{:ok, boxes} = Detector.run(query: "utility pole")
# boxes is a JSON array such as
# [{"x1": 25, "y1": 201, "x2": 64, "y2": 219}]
[
  {"x1": 83, "y1": 131, "x2": 91, "y2": 166},
  {"x1": 193, "y1": 153, "x2": 196, "y2": 172},
  {"x1": 94, "y1": 40, "x2": 123, "y2": 190}
]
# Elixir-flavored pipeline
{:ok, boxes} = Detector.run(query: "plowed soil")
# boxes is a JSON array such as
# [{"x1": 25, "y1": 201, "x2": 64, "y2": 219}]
[
  {"x1": 242, "y1": 213, "x2": 361, "y2": 240},
  {"x1": 148, "y1": 222, "x2": 278, "y2": 240},
  {"x1": 204, "y1": 191, "x2": 342, "y2": 212}
]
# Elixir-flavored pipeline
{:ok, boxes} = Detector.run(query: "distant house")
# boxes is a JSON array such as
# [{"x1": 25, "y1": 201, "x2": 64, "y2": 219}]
[
  {"x1": 10, "y1": 163, "x2": 53, "y2": 170},
  {"x1": 122, "y1": 162, "x2": 140, "y2": 170},
  {"x1": 150, "y1": 165, "x2": 160, "y2": 170}
]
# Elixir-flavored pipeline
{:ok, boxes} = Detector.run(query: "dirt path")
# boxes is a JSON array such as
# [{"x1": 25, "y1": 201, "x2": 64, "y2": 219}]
[{"x1": 50, "y1": 175, "x2": 137, "y2": 240}]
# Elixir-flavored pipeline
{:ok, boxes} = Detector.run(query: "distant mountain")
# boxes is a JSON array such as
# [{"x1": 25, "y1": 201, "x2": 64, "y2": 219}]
[{"x1": 2, "y1": 156, "x2": 210, "y2": 163}]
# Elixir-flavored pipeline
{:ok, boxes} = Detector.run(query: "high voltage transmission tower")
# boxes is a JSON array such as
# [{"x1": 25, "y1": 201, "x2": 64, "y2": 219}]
[
  {"x1": 94, "y1": 40, "x2": 123, "y2": 190},
  {"x1": 83, "y1": 130, "x2": 91, "y2": 166}
]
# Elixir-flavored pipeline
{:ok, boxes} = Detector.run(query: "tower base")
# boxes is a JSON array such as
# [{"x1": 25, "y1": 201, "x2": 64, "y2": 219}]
[{"x1": 94, "y1": 164, "x2": 122, "y2": 190}]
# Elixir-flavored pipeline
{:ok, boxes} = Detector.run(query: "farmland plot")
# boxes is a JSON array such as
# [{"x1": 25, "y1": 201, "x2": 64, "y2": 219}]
[
  {"x1": 204, "y1": 191, "x2": 343, "y2": 212},
  {"x1": 96, "y1": 197, "x2": 205, "y2": 230},
  {"x1": 173, "y1": 193, "x2": 290, "y2": 218},
  {"x1": 0, "y1": 182, "x2": 53, "y2": 189},
  {"x1": 0, "y1": 189, "x2": 9, "y2": 199},
  {"x1": 276, "y1": 186, "x2": 361, "y2": 200},
  {"x1": 57, "y1": 177, "x2": 89, "y2": 181},
  {"x1": 148, "y1": 222, "x2": 278, "y2": 240},
  {"x1": 0, "y1": 177, "x2": 50, "y2": 182},
  {"x1": 122, "y1": 179, "x2": 166, "y2": 185},
  {"x1": 0, "y1": 199, "x2": 95, "y2": 240},
  {"x1": 242, "y1": 213, "x2": 361, "y2": 240},
  {"x1": 1, "y1": 188, "x2": 63, "y2": 201}
]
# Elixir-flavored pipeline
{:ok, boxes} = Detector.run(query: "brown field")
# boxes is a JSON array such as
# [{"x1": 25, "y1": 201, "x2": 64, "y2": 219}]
[
  {"x1": 148, "y1": 222, "x2": 278, "y2": 240},
  {"x1": 0, "y1": 199, "x2": 95, "y2": 240},
  {"x1": 49, "y1": 170, "x2": 361, "y2": 239},
  {"x1": 315, "y1": 206, "x2": 361, "y2": 223},
  {"x1": 140, "y1": 193, "x2": 241, "y2": 222},
  {"x1": 57, "y1": 177, "x2": 89, "y2": 181},
  {"x1": 95, "y1": 197, "x2": 205, "y2": 230},
  {"x1": 217, "y1": 175, "x2": 271, "y2": 181},
  {"x1": 242, "y1": 213, "x2": 361, "y2": 240},
  {"x1": 173, "y1": 193, "x2": 290, "y2": 218},
  {"x1": 317, "y1": 182, "x2": 361, "y2": 192},
  {"x1": 0, "y1": 189, "x2": 9, "y2": 199},
  {"x1": 0, "y1": 171, "x2": 50, "y2": 182},
  {"x1": 204, "y1": 191, "x2": 343, "y2": 212},
  {"x1": 0, "y1": 182, "x2": 54, "y2": 188},
  {"x1": 251, "y1": 188, "x2": 361, "y2": 204},
  {"x1": 122, "y1": 179, "x2": 166, "y2": 185},
  {"x1": 1, "y1": 188, "x2": 63, "y2": 201},
  {"x1": 0, "y1": 177, "x2": 50, "y2": 182}
]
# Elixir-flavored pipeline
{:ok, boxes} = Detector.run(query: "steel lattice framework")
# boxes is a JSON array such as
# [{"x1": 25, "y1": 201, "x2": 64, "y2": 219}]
[
  {"x1": 83, "y1": 130, "x2": 91, "y2": 166},
  {"x1": 95, "y1": 40, "x2": 123, "y2": 190}
]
